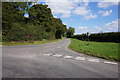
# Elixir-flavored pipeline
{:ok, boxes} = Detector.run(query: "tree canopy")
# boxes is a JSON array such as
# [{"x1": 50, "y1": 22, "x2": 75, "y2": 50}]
[
  {"x1": 66, "y1": 27, "x2": 75, "y2": 38},
  {"x1": 2, "y1": 2, "x2": 67, "y2": 41}
]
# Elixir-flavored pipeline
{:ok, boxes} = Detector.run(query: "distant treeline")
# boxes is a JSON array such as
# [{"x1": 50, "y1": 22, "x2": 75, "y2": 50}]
[
  {"x1": 72, "y1": 32, "x2": 120, "y2": 43},
  {"x1": 2, "y1": 2, "x2": 67, "y2": 42}
]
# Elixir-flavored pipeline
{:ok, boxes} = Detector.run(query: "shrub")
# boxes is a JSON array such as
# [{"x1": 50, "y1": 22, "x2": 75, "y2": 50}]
[{"x1": 72, "y1": 32, "x2": 120, "y2": 43}]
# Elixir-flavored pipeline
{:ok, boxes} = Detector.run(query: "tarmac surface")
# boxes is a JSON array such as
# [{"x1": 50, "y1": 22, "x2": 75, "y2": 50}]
[{"x1": 2, "y1": 38, "x2": 118, "y2": 78}]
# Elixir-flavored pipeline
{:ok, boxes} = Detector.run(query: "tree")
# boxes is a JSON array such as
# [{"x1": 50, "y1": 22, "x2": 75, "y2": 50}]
[
  {"x1": 66, "y1": 27, "x2": 75, "y2": 38},
  {"x1": 2, "y1": 2, "x2": 28, "y2": 36},
  {"x1": 53, "y1": 18, "x2": 67, "y2": 39},
  {"x1": 2, "y1": 3, "x2": 67, "y2": 41}
]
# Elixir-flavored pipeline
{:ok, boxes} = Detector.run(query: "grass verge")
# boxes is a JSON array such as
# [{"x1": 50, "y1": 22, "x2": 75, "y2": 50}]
[
  {"x1": 2, "y1": 39, "x2": 61, "y2": 46},
  {"x1": 69, "y1": 38, "x2": 119, "y2": 61}
]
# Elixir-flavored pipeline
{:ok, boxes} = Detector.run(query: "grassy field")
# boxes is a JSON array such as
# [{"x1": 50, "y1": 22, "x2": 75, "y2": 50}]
[
  {"x1": 2, "y1": 39, "x2": 61, "y2": 46},
  {"x1": 69, "y1": 38, "x2": 119, "y2": 61}
]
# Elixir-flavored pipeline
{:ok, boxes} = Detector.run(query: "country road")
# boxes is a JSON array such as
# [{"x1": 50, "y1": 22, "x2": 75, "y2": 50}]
[{"x1": 2, "y1": 38, "x2": 118, "y2": 78}]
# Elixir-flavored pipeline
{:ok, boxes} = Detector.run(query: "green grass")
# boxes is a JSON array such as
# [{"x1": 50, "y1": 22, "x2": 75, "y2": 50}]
[
  {"x1": 69, "y1": 38, "x2": 119, "y2": 61},
  {"x1": 2, "y1": 39, "x2": 61, "y2": 46}
]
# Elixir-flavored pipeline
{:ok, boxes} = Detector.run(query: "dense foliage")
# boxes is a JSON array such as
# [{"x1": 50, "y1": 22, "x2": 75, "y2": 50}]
[
  {"x1": 66, "y1": 27, "x2": 75, "y2": 38},
  {"x1": 72, "y1": 32, "x2": 120, "y2": 43},
  {"x1": 2, "y1": 2, "x2": 67, "y2": 42}
]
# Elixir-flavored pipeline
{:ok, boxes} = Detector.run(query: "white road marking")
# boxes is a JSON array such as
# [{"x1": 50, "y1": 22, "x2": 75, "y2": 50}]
[
  {"x1": 41, "y1": 53, "x2": 117, "y2": 65},
  {"x1": 104, "y1": 61, "x2": 118, "y2": 65},
  {"x1": 75, "y1": 57, "x2": 85, "y2": 61},
  {"x1": 87, "y1": 58, "x2": 99, "y2": 62},
  {"x1": 58, "y1": 46, "x2": 61, "y2": 48},
  {"x1": 52, "y1": 54, "x2": 62, "y2": 57},
  {"x1": 64, "y1": 56, "x2": 73, "y2": 59},
  {"x1": 42, "y1": 54, "x2": 52, "y2": 56}
]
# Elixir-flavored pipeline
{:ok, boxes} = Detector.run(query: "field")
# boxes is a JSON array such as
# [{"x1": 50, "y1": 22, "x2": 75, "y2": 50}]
[
  {"x1": 69, "y1": 38, "x2": 119, "y2": 61},
  {"x1": 2, "y1": 39, "x2": 61, "y2": 46}
]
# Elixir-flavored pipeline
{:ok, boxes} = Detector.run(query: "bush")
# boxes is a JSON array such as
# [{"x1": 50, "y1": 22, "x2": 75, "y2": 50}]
[
  {"x1": 2, "y1": 3, "x2": 67, "y2": 42},
  {"x1": 72, "y1": 32, "x2": 120, "y2": 43}
]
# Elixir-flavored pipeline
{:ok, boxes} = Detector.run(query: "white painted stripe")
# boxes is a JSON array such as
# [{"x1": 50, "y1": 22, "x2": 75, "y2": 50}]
[
  {"x1": 42, "y1": 54, "x2": 52, "y2": 56},
  {"x1": 64, "y1": 56, "x2": 73, "y2": 59},
  {"x1": 87, "y1": 58, "x2": 99, "y2": 62},
  {"x1": 104, "y1": 61, "x2": 118, "y2": 65},
  {"x1": 52, "y1": 54, "x2": 62, "y2": 57},
  {"x1": 58, "y1": 46, "x2": 61, "y2": 48},
  {"x1": 75, "y1": 57, "x2": 85, "y2": 61}
]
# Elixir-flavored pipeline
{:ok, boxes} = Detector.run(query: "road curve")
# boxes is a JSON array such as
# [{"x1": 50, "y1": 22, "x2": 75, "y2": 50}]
[{"x1": 2, "y1": 38, "x2": 118, "y2": 78}]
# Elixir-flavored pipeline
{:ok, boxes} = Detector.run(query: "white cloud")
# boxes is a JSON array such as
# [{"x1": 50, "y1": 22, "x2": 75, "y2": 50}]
[
  {"x1": 53, "y1": 15, "x2": 57, "y2": 18},
  {"x1": 84, "y1": 14, "x2": 97, "y2": 20},
  {"x1": 94, "y1": 26, "x2": 102, "y2": 30},
  {"x1": 63, "y1": 23, "x2": 67, "y2": 25},
  {"x1": 75, "y1": 26, "x2": 89, "y2": 34},
  {"x1": 73, "y1": 1, "x2": 97, "y2": 20},
  {"x1": 76, "y1": 19, "x2": 119, "y2": 34},
  {"x1": 45, "y1": 0, "x2": 75, "y2": 18},
  {"x1": 109, "y1": 28, "x2": 113, "y2": 30},
  {"x1": 102, "y1": 11, "x2": 110, "y2": 16},
  {"x1": 110, "y1": 10, "x2": 112, "y2": 12},
  {"x1": 45, "y1": 0, "x2": 97, "y2": 20},
  {"x1": 92, "y1": 19, "x2": 119, "y2": 33},
  {"x1": 102, "y1": 0, "x2": 119, "y2": 2},
  {"x1": 98, "y1": 10, "x2": 112, "y2": 16},
  {"x1": 104, "y1": 19, "x2": 118, "y2": 28},
  {"x1": 61, "y1": 14, "x2": 71, "y2": 18},
  {"x1": 97, "y1": 0, "x2": 118, "y2": 9},
  {"x1": 98, "y1": 10, "x2": 103, "y2": 14},
  {"x1": 78, "y1": 26, "x2": 88, "y2": 29},
  {"x1": 73, "y1": 7, "x2": 90, "y2": 15},
  {"x1": 103, "y1": 19, "x2": 118, "y2": 31}
]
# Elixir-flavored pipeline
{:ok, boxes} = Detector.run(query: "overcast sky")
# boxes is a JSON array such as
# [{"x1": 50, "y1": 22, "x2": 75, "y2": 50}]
[{"x1": 26, "y1": 0, "x2": 119, "y2": 34}]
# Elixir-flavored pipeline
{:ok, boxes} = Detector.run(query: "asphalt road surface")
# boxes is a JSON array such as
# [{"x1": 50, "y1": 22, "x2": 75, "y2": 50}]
[{"x1": 2, "y1": 38, "x2": 118, "y2": 78}]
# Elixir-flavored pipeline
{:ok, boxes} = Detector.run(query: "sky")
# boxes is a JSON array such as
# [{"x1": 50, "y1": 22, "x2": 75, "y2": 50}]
[{"x1": 25, "y1": 0, "x2": 119, "y2": 35}]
